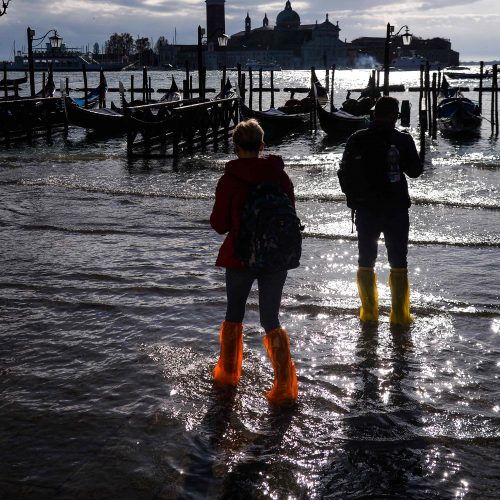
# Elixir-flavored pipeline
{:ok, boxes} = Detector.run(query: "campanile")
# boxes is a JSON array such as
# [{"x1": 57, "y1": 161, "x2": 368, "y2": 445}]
[{"x1": 206, "y1": 0, "x2": 226, "y2": 43}]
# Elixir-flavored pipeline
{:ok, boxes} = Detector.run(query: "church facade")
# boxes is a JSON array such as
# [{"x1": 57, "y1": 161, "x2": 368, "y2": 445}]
[
  {"x1": 157, "y1": 0, "x2": 458, "y2": 70},
  {"x1": 159, "y1": 1, "x2": 348, "y2": 70},
  {"x1": 224, "y1": 1, "x2": 348, "y2": 69}
]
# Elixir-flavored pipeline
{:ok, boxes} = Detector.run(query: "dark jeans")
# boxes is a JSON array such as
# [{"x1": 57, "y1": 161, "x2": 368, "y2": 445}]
[
  {"x1": 225, "y1": 267, "x2": 287, "y2": 332},
  {"x1": 355, "y1": 207, "x2": 409, "y2": 268}
]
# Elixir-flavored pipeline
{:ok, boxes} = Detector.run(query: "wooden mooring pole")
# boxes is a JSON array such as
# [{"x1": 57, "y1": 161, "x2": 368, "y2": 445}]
[
  {"x1": 495, "y1": 65, "x2": 499, "y2": 136},
  {"x1": 258, "y1": 68, "x2": 263, "y2": 111},
  {"x1": 425, "y1": 62, "x2": 432, "y2": 137},
  {"x1": 431, "y1": 73, "x2": 438, "y2": 140},
  {"x1": 82, "y1": 63, "x2": 88, "y2": 108},
  {"x1": 248, "y1": 68, "x2": 253, "y2": 110},
  {"x1": 270, "y1": 70, "x2": 275, "y2": 108},
  {"x1": 492, "y1": 64, "x2": 499, "y2": 136},
  {"x1": 3, "y1": 62, "x2": 7, "y2": 99},
  {"x1": 419, "y1": 64, "x2": 427, "y2": 162},
  {"x1": 479, "y1": 61, "x2": 484, "y2": 113},
  {"x1": 330, "y1": 64, "x2": 336, "y2": 111},
  {"x1": 142, "y1": 66, "x2": 147, "y2": 103},
  {"x1": 99, "y1": 69, "x2": 106, "y2": 108}
]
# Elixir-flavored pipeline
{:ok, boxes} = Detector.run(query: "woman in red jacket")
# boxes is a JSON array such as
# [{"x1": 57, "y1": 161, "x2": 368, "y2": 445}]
[{"x1": 210, "y1": 119, "x2": 298, "y2": 405}]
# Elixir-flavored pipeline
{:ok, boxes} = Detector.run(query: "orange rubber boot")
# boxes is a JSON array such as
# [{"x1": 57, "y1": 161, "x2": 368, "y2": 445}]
[
  {"x1": 263, "y1": 327, "x2": 298, "y2": 405},
  {"x1": 213, "y1": 321, "x2": 243, "y2": 386}
]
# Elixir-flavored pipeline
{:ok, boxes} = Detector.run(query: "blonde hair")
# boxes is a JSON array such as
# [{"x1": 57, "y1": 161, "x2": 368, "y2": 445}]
[{"x1": 232, "y1": 119, "x2": 264, "y2": 152}]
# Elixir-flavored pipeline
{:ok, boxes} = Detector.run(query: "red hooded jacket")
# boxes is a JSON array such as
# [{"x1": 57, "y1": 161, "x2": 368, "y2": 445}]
[{"x1": 210, "y1": 154, "x2": 295, "y2": 268}]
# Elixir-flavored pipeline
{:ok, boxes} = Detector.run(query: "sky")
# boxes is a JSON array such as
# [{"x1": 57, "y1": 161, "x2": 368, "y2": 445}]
[{"x1": 1, "y1": 0, "x2": 500, "y2": 62}]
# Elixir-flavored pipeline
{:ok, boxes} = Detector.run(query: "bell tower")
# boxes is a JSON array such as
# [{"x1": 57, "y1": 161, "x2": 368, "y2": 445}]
[
  {"x1": 245, "y1": 12, "x2": 251, "y2": 35},
  {"x1": 206, "y1": 0, "x2": 226, "y2": 44}
]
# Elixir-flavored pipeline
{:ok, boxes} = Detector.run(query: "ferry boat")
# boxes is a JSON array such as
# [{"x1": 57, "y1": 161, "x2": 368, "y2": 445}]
[
  {"x1": 6, "y1": 41, "x2": 125, "y2": 72},
  {"x1": 244, "y1": 59, "x2": 282, "y2": 71},
  {"x1": 390, "y1": 55, "x2": 441, "y2": 71}
]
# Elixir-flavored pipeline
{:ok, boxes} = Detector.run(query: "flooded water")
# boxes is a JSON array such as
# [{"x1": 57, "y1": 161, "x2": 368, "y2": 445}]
[{"x1": 0, "y1": 69, "x2": 499, "y2": 499}]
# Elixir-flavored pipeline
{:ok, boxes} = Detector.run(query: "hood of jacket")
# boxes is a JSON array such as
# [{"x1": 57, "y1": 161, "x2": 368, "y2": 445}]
[{"x1": 224, "y1": 154, "x2": 286, "y2": 185}]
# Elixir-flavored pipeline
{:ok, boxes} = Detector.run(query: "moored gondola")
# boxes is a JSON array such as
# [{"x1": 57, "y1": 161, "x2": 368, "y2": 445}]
[
  {"x1": 0, "y1": 73, "x2": 28, "y2": 87},
  {"x1": 63, "y1": 95, "x2": 126, "y2": 134},
  {"x1": 239, "y1": 101, "x2": 309, "y2": 138},
  {"x1": 437, "y1": 77, "x2": 482, "y2": 135},
  {"x1": 316, "y1": 101, "x2": 369, "y2": 138}
]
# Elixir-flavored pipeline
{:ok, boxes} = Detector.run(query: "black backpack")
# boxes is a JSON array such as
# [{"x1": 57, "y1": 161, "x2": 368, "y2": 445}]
[
  {"x1": 235, "y1": 182, "x2": 304, "y2": 273},
  {"x1": 338, "y1": 129, "x2": 398, "y2": 209}
]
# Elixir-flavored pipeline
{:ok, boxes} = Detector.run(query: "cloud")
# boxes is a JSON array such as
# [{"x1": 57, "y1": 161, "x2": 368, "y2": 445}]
[{"x1": 1, "y1": 0, "x2": 500, "y2": 61}]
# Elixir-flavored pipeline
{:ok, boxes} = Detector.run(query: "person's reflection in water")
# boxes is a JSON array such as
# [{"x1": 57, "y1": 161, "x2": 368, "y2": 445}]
[
  {"x1": 319, "y1": 322, "x2": 436, "y2": 498},
  {"x1": 180, "y1": 385, "x2": 297, "y2": 499},
  {"x1": 220, "y1": 404, "x2": 297, "y2": 499},
  {"x1": 180, "y1": 385, "x2": 237, "y2": 499}
]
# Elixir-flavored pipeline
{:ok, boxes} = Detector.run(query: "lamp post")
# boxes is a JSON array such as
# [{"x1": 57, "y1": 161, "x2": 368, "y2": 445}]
[
  {"x1": 217, "y1": 33, "x2": 229, "y2": 70},
  {"x1": 383, "y1": 23, "x2": 412, "y2": 96},
  {"x1": 0, "y1": 0, "x2": 11, "y2": 16},
  {"x1": 197, "y1": 27, "x2": 230, "y2": 97},
  {"x1": 27, "y1": 27, "x2": 63, "y2": 97}
]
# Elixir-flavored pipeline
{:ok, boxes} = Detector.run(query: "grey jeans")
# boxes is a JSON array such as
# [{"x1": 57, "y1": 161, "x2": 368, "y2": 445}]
[{"x1": 225, "y1": 267, "x2": 288, "y2": 332}]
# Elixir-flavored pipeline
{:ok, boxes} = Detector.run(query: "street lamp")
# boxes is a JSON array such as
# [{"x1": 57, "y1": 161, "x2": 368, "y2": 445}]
[
  {"x1": 27, "y1": 27, "x2": 64, "y2": 96},
  {"x1": 383, "y1": 23, "x2": 412, "y2": 96},
  {"x1": 0, "y1": 0, "x2": 12, "y2": 17},
  {"x1": 217, "y1": 33, "x2": 229, "y2": 70},
  {"x1": 197, "y1": 27, "x2": 230, "y2": 97}
]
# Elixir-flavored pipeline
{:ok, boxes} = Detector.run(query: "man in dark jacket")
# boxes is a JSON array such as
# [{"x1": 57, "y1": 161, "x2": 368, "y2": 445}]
[{"x1": 338, "y1": 96, "x2": 423, "y2": 326}]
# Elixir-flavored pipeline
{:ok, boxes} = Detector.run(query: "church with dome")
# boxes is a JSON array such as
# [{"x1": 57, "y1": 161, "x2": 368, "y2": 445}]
[
  {"x1": 156, "y1": 0, "x2": 457, "y2": 70},
  {"x1": 225, "y1": 1, "x2": 348, "y2": 69}
]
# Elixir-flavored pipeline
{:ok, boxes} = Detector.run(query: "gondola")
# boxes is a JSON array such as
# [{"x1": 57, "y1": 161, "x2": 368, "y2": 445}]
[
  {"x1": 277, "y1": 68, "x2": 328, "y2": 114},
  {"x1": 238, "y1": 70, "x2": 326, "y2": 137},
  {"x1": 444, "y1": 71, "x2": 491, "y2": 80},
  {"x1": 437, "y1": 76, "x2": 482, "y2": 135},
  {"x1": 159, "y1": 76, "x2": 181, "y2": 102},
  {"x1": 0, "y1": 73, "x2": 28, "y2": 86},
  {"x1": 35, "y1": 71, "x2": 56, "y2": 98},
  {"x1": 239, "y1": 101, "x2": 309, "y2": 138},
  {"x1": 316, "y1": 101, "x2": 369, "y2": 138},
  {"x1": 63, "y1": 94, "x2": 126, "y2": 134},
  {"x1": 71, "y1": 79, "x2": 107, "y2": 108}
]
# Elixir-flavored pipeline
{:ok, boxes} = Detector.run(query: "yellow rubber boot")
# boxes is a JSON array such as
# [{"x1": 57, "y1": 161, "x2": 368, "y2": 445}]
[
  {"x1": 356, "y1": 267, "x2": 379, "y2": 322},
  {"x1": 263, "y1": 327, "x2": 298, "y2": 405},
  {"x1": 213, "y1": 321, "x2": 243, "y2": 386},
  {"x1": 389, "y1": 268, "x2": 414, "y2": 326}
]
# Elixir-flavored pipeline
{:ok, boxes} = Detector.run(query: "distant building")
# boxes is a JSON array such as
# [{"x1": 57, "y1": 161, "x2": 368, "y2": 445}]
[
  {"x1": 158, "y1": 0, "x2": 347, "y2": 70},
  {"x1": 226, "y1": 2, "x2": 348, "y2": 69},
  {"x1": 349, "y1": 35, "x2": 459, "y2": 68},
  {"x1": 157, "y1": 1, "x2": 458, "y2": 70}
]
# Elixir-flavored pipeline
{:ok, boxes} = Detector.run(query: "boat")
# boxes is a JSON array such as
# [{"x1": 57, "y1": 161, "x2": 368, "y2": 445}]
[
  {"x1": 239, "y1": 101, "x2": 309, "y2": 138},
  {"x1": 159, "y1": 76, "x2": 181, "y2": 102},
  {"x1": 316, "y1": 102, "x2": 369, "y2": 138},
  {"x1": 390, "y1": 55, "x2": 441, "y2": 70},
  {"x1": 35, "y1": 72, "x2": 56, "y2": 98},
  {"x1": 7, "y1": 40, "x2": 125, "y2": 72},
  {"x1": 0, "y1": 73, "x2": 28, "y2": 86},
  {"x1": 71, "y1": 79, "x2": 107, "y2": 108},
  {"x1": 444, "y1": 71, "x2": 492, "y2": 80},
  {"x1": 63, "y1": 95, "x2": 126, "y2": 134},
  {"x1": 437, "y1": 77, "x2": 482, "y2": 135},
  {"x1": 215, "y1": 79, "x2": 238, "y2": 100},
  {"x1": 278, "y1": 69, "x2": 328, "y2": 114},
  {"x1": 244, "y1": 59, "x2": 281, "y2": 71}
]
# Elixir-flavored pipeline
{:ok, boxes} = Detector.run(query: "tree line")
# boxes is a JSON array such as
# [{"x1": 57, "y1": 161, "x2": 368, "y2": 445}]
[{"x1": 94, "y1": 33, "x2": 169, "y2": 65}]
